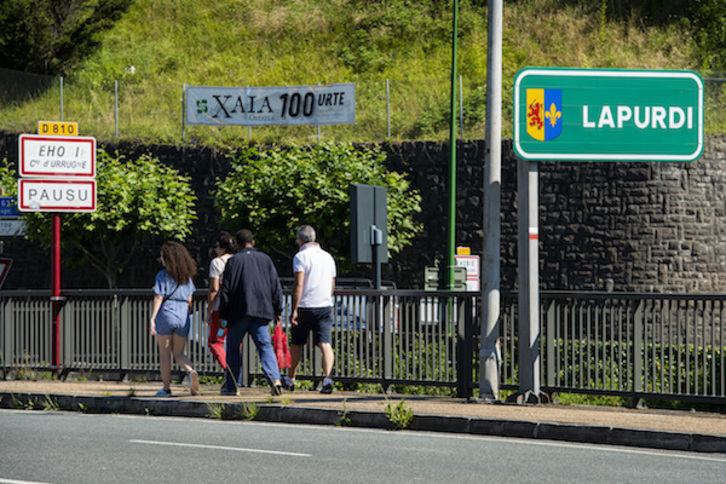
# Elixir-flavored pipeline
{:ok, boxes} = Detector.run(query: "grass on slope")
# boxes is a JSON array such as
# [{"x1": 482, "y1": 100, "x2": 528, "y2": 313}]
[{"x1": 0, "y1": 0, "x2": 707, "y2": 147}]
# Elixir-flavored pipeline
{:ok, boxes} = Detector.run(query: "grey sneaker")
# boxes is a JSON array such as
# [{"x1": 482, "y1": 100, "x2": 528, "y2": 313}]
[
  {"x1": 282, "y1": 376, "x2": 295, "y2": 392},
  {"x1": 155, "y1": 388, "x2": 172, "y2": 397},
  {"x1": 272, "y1": 383, "x2": 283, "y2": 396}
]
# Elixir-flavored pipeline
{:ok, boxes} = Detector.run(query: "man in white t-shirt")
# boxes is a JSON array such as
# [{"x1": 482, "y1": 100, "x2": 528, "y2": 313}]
[{"x1": 284, "y1": 225, "x2": 336, "y2": 393}]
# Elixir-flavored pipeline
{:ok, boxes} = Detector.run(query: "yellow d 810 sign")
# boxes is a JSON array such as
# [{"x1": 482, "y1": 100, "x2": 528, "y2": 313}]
[{"x1": 38, "y1": 121, "x2": 78, "y2": 136}]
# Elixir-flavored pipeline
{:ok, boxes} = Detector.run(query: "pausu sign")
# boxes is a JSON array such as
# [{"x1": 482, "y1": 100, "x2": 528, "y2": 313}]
[{"x1": 513, "y1": 68, "x2": 704, "y2": 162}]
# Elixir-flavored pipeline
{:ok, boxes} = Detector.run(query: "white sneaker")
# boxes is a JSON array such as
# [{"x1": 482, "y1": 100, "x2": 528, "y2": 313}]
[{"x1": 155, "y1": 388, "x2": 172, "y2": 397}]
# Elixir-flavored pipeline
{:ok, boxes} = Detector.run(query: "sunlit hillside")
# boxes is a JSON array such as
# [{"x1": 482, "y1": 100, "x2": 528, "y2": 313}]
[{"x1": 0, "y1": 0, "x2": 711, "y2": 147}]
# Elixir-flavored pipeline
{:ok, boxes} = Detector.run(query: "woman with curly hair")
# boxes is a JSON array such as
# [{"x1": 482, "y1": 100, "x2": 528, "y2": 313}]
[{"x1": 149, "y1": 241, "x2": 199, "y2": 397}]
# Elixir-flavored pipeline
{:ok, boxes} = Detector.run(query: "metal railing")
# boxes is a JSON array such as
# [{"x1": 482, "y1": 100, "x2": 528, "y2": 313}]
[{"x1": 1, "y1": 289, "x2": 724, "y2": 403}]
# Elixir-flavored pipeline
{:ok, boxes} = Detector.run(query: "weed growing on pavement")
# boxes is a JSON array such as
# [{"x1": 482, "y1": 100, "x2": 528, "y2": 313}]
[
  {"x1": 199, "y1": 375, "x2": 223, "y2": 385},
  {"x1": 78, "y1": 403, "x2": 88, "y2": 412},
  {"x1": 385, "y1": 400, "x2": 414, "y2": 430},
  {"x1": 280, "y1": 395, "x2": 292, "y2": 405},
  {"x1": 242, "y1": 402, "x2": 259, "y2": 420},
  {"x1": 41, "y1": 395, "x2": 60, "y2": 411},
  {"x1": 337, "y1": 398, "x2": 352, "y2": 427},
  {"x1": 10, "y1": 394, "x2": 25, "y2": 409},
  {"x1": 127, "y1": 386, "x2": 136, "y2": 397},
  {"x1": 78, "y1": 368, "x2": 95, "y2": 382},
  {"x1": 207, "y1": 403, "x2": 226, "y2": 420}
]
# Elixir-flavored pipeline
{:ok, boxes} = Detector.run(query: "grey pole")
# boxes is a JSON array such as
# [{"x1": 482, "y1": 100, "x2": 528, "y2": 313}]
[
  {"x1": 182, "y1": 84, "x2": 186, "y2": 143},
  {"x1": 479, "y1": 0, "x2": 503, "y2": 402},
  {"x1": 59, "y1": 76, "x2": 64, "y2": 121},
  {"x1": 317, "y1": 82, "x2": 322, "y2": 142},
  {"x1": 247, "y1": 86, "x2": 252, "y2": 140},
  {"x1": 517, "y1": 157, "x2": 541, "y2": 400},
  {"x1": 114, "y1": 80, "x2": 119, "y2": 139},
  {"x1": 386, "y1": 79, "x2": 391, "y2": 139}
]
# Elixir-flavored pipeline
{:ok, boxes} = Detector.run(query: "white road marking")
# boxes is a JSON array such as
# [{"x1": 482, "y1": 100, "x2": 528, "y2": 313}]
[
  {"x1": 129, "y1": 439, "x2": 311, "y2": 457},
  {"x1": 0, "y1": 479, "x2": 53, "y2": 484}
]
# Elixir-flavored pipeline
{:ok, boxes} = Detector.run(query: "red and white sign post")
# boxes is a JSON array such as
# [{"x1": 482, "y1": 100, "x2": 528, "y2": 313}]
[{"x1": 18, "y1": 133, "x2": 97, "y2": 368}]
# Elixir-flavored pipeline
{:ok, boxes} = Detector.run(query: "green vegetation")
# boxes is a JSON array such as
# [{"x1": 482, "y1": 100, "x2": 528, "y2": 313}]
[
  {"x1": 0, "y1": 0, "x2": 133, "y2": 75},
  {"x1": 215, "y1": 143, "x2": 421, "y2": 263},
  {"x1": 2, "y1": 0, "x2": 722, "y2": 146},
  {"x1": 0, "y1": 151, "x2": 197, "y2": 287},
  {"x1": 385, "y1": 399, "x2": 414, "y2": 429}
]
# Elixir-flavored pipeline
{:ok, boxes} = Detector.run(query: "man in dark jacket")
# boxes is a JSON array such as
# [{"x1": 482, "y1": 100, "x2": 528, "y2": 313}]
[{"x1": 219, "y1": 229, "x2": 283, "y2": 396}]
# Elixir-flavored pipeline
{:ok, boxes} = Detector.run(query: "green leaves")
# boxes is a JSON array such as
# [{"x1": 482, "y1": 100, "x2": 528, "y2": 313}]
[
  {"x1": 3, "y1": 150, "x2": 196, "y2": 287},
  {"x1": 215, "y1": 143, "x2": 421, "y2": 264},
  {"x1": 0, "y1": 0, "x2": 133, "y2": 75}
]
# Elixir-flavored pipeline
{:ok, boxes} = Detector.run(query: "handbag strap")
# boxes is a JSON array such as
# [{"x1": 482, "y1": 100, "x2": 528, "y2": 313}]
[{"x1": 161, "y1": 282, "x2": 181, "y2": 306}]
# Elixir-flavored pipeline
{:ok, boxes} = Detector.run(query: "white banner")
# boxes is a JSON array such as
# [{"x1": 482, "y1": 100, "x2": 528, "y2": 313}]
[{"x1": 185, "y1": 83, "x2": 355, "y2": 127}]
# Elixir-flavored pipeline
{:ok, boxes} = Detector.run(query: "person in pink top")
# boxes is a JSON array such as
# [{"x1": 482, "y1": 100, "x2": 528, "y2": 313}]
[{"x1": 205, "y1": 231, "x2": 235, "y2": 370}]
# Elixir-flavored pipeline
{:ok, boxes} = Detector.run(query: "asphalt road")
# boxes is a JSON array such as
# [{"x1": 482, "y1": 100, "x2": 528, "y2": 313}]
[{"x1": 1, "y1": 410, "x2": 725, "y2": 484}]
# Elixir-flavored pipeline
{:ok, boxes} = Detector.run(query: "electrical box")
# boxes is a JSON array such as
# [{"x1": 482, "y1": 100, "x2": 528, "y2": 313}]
[
  {"x1": 424, "y1": 266, "x2": 439, "y2": 291},
  {"x1": 350, "y1": 184, "x2": 388, "y2": 264}
]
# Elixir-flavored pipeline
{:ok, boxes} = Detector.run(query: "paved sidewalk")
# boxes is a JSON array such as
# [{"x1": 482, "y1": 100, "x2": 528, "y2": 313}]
[{"x1": 1, "y1": 380, "x2": 725, "y2": 453}]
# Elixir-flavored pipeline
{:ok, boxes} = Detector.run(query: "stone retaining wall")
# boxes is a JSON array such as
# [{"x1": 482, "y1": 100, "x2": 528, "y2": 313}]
[{"x1": 1, "y1": 130, "x2": 725, "y2": 292}]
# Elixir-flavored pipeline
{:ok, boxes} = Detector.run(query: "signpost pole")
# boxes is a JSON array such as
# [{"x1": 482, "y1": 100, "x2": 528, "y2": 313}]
[
  {"x1": 480, "y1": 0, "x2": 503, "y2": 402},
  {"x1": 446, "y1": 0, "x2": 459, "y2": 290},
  {"x1": 517, "y1": 157, "x2": 540, "y2": 401},
  {"x1": 51, "y1": 214, "x2": 61, "y2": 369}
]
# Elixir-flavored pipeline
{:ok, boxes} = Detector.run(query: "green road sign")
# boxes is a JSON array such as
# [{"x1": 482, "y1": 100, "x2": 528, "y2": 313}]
[{"x1": 513, "y1": 68, "x2": 703, "y2": 162}]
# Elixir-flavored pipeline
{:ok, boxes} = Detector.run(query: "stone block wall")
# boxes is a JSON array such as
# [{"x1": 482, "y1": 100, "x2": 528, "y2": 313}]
[{"x1": 2, "y1": 130, "x2": 726, "y2": 293}]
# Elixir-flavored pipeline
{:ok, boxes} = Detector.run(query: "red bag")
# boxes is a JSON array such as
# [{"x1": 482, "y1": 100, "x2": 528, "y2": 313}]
[{"x1": 273, "y1": 324, "x2": 292, "y2": 369}]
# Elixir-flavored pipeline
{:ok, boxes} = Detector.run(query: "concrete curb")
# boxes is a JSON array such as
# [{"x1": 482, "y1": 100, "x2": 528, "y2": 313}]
[{"x1": 2, "y1": 391, "x2": 724, "y2": 453}]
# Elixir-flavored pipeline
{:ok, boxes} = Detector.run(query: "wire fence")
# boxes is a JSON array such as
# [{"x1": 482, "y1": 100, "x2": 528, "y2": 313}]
[{"x1": 8, "y1": 67, "x2": 724, "y2": 146}]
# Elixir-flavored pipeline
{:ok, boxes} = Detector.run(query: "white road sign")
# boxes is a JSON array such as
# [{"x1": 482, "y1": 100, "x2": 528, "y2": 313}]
[
  {"x1": 185, "y1": 83, "x2": 356, "y2": 127},
  {"x1": 19, "y1": 134, "x2": 96, "y2": 178},
  {"x1": 0, "y1": 219, "x2": 26, "y2": 236},
  {"x1": 18, "y1": 179, "x2": 97, "y2": 213}
]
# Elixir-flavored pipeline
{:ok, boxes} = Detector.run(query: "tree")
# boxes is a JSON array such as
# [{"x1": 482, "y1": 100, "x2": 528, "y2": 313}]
[
  {"x1": 0, "y1": 0, "x2": 133, "y2": 75},
  {"x1": 214, "y1": 143, "x2": 422, "y2": 266},
  {"x1": 0, "y1": 150, "x2": 197, "y2": 287}
]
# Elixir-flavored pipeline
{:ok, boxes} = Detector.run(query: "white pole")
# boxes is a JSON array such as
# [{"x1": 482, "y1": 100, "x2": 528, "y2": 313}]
[
  {"x1": 459, "y1": 75, "x2": 464, "y2": 138},
  {"x1": 480, "y1": 0, "x2": 503, "y2": 401},
  {"x1": 114, "y1": 80, "x2": 119, "y2": 139},
  {"x1": 59, "y1": 76, "x2": 64, "y2": 121},
  {"x1": 386, "y1": 79, "x2": 391, "y2": 139}
]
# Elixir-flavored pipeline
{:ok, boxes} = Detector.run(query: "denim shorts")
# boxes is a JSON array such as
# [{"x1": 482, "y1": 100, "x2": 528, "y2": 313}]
[
  {"x1": 291, "y1": 307, "x2": 333, "y2": 346},
  {"x1": 155, "y1": 311, "x2": 191, "y2": 338}
]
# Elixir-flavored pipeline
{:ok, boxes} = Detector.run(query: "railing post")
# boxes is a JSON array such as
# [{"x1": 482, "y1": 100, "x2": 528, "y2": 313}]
[
  {"x1": 382, "y1": 294, "x2": 393, "y2": 384},
  {"x1": 545, "y1": 299, "x2": 555, "y2": 387},
  {"x1": 1, "y1": 296, "x2": 12, "y2": 372},
  {"x1": 119, "y1": 294, "x2": 130, "y2": 374},
  {"x1": 240, "y1": 334, "x2": 251, "y2": 387},
  {"x1": 633, "y1": 300, "x2": 645, "y2": 397},
  {"x1": 61, "y1": 298, "x2": 73, "y2": 370},
  {"x1": 456, "y1": 295, "x2": 473, "y2": 398}
]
